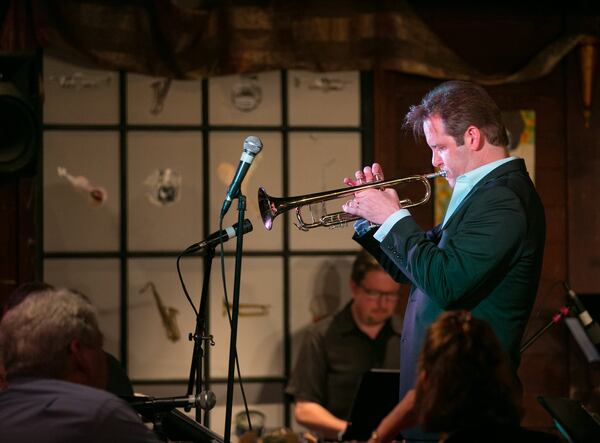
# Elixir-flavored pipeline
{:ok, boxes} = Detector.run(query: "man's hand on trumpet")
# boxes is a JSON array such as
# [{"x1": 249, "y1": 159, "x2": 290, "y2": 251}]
[{"x1": 342, "y1": 163, "x2": 402, "y2": 226}]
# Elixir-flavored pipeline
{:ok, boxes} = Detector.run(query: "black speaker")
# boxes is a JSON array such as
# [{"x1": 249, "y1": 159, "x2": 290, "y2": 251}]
[{"x1": 0, "y1": 52, "x2": 41, "y2": 175}]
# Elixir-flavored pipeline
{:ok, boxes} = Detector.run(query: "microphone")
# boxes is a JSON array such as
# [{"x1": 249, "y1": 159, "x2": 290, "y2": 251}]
[
  {"x1": 185, "y1": 219, "x2": 253, "y2": 254},
  {"x1": 127, "y1": 391, "x2": 217, "y2": 413},
  {"x1": 563, "y1": 281, "x2": 600, "y2": 345},
  {"x1": 221, "y1": 136, "x2": 263, "y2": 216}
]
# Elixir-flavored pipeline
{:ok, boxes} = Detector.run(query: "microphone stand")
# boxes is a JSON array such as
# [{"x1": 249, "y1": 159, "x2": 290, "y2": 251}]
[
  {"x1": 185, "y1": 244, "x2": 215, "y2": 425},
  {"x1": 520, "y1": 305, "x2": 572, "y2": 353},
  {"x1": 224, "y1": 195, "x2": 247, "y2": 443}
]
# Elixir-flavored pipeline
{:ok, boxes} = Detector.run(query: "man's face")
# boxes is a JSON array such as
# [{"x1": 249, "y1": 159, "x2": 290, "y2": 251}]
[
  {"x1": 423, "y1": 115, "x2": 469, "y2": 189},
  {"x1": 351, "y1": 270, "x2": 400, "y2": 327}
]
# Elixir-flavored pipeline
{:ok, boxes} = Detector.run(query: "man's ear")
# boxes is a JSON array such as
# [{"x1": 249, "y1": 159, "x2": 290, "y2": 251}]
[
  {"x1": 464, "y1": 125, "x2": 483, "y2": 151},
  {"x1": 68, "y1": 338, "x2": 86, "y2": 372},
  {"x1": 67, "y1": 338, "x2": 96, "y2": 385}
]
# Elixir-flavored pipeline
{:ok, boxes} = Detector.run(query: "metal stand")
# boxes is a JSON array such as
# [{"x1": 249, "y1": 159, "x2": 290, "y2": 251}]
[
  {"x1": 223, "y1": 195, "x2": 247, "y2": 443},
  {"x1": 520, "y1": 305, "x2": 571, "y2": 353},
  {"x1": 185, "y1": 246, "x2": 216, "y2": 425}
]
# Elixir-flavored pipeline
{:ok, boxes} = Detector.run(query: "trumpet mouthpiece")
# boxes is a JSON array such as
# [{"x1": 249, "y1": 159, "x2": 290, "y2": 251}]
[{"x1": 425, "y1": 170, "x2": 446, "y2": 179}]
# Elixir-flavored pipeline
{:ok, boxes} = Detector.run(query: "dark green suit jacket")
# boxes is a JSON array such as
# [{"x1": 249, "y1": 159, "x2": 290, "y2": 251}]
[{"x1": 356, "y1": 158, "x2": 545, "y2": 441}]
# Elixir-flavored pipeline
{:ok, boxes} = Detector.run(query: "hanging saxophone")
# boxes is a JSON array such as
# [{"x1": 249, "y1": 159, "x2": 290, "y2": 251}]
[{"x1": 139, "y1": 282, "x2": 181, "y2": 342}]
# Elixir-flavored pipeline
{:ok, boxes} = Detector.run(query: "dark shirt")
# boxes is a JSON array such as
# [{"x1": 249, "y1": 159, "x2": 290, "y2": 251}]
[
  {"x1": 0, "y1": 377, "x2": 161, "y2": 443},
  {"x1": 286, "y1": 302, "x2": 401, "y2": 420},
  {"x1": 106, "y1": 351, "x2": 134, "y2": 396}
]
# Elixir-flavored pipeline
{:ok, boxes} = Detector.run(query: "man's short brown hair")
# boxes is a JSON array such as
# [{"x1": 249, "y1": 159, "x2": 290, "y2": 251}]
[
  {"x1": 404, "y1": 80, "x2": 509, "y2": 147},
  {"x1": 350, "y1": 249, "x2": 383, "y2": 285}
]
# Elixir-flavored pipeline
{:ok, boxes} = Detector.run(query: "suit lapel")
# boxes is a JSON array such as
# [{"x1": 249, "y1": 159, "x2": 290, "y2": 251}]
[{"x1": 440, "y1": 158, "x2": 527, "y2": 230}]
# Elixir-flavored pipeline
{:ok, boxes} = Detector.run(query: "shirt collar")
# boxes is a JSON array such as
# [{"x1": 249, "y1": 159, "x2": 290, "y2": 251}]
[
  {"x1": 338, "y1": 302, "x2": 358, "y2": 334},
  {"x1": 442, "y1": 157, "x2": 518, "y2": 228},
  {"x1": 455, "y1": 156, "x2": 517, "y2": 187}
]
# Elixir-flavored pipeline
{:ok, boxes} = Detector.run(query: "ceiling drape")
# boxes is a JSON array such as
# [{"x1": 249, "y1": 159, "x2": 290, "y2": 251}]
[{"x1": 0, "y1": 0, "x2": 593, "y2": 84}]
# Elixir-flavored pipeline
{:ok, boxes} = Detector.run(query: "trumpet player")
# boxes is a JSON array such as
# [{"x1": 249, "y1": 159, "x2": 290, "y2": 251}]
[{"x1": 342, "y1": 80, "x2": 546, "y2": 443}]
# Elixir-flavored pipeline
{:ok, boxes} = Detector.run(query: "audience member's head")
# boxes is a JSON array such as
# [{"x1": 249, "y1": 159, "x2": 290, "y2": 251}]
[
  {"x1": 349, "y1": 250, "x2": 401, "y2": 328},
  {"x1": 0, "y1": 288, "x2": 107, "y2": 389},
  {"x1": 1, "y1": 282, "x2": 56, "y2": 390},
  {"x1": 414, "y1": 310, "x2": 521, "y2": 433},
  {"x1": 350, "y1": 249, "x2": 386, "y2": 286}
]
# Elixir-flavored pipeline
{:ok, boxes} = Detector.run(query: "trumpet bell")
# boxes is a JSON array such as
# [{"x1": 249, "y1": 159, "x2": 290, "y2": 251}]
[{"x1": 258, "y1": 187, "x2": 277, "y2": 231}]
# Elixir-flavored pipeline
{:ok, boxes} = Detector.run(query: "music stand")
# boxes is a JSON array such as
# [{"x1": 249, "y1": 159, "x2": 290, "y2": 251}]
[
  {"x1": 341, "y1": 369, "x2": 400, "y2": 441},
  {"x1": 162, "y1": 410, "x2": 225, "y2": 443},
  {"x1": 538, "y1": 396, "x2": 600, "y2": 443}
]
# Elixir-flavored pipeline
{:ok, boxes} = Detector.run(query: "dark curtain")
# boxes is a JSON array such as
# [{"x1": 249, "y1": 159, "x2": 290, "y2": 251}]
[{"x1": 0, "y1": 0, "x2": 592, "y2": 83}]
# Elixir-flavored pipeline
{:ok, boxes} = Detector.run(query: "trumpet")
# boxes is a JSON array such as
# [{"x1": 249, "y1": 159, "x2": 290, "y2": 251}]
[
  {"x1": 258, "y1": 171, "x2": 445, "y2": 231},
  {"x1": 222, "y1": 300, "x2": 271, "y2": 317}
]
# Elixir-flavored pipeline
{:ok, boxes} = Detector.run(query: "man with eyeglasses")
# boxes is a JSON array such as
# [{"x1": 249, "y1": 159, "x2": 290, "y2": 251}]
[{"x1": 286, "y1": 250, "x2": 403, "y2": 441}]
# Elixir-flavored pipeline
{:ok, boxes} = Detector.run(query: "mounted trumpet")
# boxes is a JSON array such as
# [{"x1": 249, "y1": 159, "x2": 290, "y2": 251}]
[{"x1": 258, "y1": 171, "x2": 446, "y2": 231}]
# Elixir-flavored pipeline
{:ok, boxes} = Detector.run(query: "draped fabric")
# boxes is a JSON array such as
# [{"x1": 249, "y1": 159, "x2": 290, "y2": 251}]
[{"x1": 0, "y1": 0, "x2": 591, "y2": 83}]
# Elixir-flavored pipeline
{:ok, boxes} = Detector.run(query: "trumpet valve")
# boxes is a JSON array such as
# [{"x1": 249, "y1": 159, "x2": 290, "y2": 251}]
[
  {"x1": 320, "y1": 212, "x2": 354, "y2": 228},
  {"x1": 293, "y1": 222, "x2": 310, "y2": 232}
]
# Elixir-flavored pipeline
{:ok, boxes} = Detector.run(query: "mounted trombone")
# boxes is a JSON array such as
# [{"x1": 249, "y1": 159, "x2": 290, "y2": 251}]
[{"x1": 258, "y1": 171, "x2": 445, "y2": 231}]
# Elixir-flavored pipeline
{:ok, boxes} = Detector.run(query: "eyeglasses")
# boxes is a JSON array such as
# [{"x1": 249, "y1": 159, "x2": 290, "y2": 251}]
[{"x1": 358, "y1": 284, "x2": 400, "y2": 300}]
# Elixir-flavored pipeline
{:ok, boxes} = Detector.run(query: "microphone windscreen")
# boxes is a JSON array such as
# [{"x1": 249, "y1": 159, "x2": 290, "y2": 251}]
[{"x1": 243, "y1": 136, "x2": 263, "y2": 154}]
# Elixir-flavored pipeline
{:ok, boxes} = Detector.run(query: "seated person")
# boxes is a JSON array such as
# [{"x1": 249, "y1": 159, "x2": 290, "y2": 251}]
[
  {"x1": 286, "y1": 250, "x2": 403, "y2": 440},
  {"x1": 371, "y1": 310, "x2": 560, "y2": 443},
  {"x1": 0, "y1": 281, "x2": 133, "y2": 397},
  {"x1": 0, "y1": 288, "x2": 160, "y2": 443}
]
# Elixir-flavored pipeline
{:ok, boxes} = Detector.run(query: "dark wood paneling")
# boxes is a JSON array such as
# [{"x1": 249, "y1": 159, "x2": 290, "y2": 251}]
[
  {"x1": 18, "y1": 177, "x2": 35, "y2": 283},
  {"x1": 565, "y1": 49, "x2": 600, "y2": 412},
  {"x1": 567, "y1": 51, "x2": 600, "y2": 293},
  {"x1": 0, "y1": 176, "x2": 36, "y2": 305},
  {"x1": 373, "y1": 71, "x2": 439, "y2": 230},
  {"x1": 0, "y1": 178, "x2": 18, "y2": 300}
]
